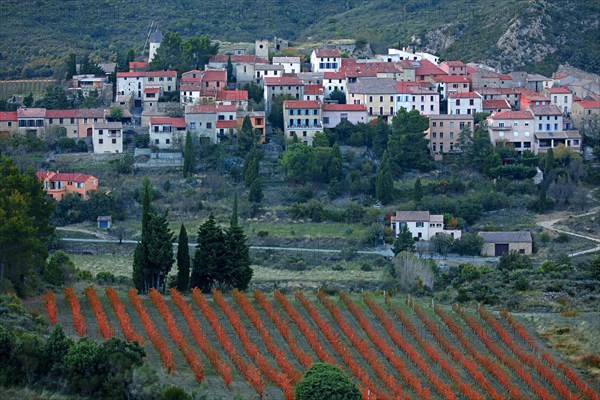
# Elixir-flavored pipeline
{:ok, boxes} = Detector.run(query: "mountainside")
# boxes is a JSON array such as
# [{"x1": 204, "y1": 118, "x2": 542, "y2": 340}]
[{"x1": 0, "y1": 0, "x2": 598, "y2": 79}]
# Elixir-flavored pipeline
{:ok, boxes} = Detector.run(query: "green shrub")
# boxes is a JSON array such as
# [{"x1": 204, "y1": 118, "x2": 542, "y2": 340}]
[
  {"x1": 44, "y1": 251, "x2": 76, "y2": 286},
  {"x1": 554, "y1": 232, "x2": 571, "y2": 243}
]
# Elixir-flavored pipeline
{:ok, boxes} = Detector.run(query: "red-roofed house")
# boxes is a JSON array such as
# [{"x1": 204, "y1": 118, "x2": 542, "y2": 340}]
[
  {"x1": 17, "y1": 108, "x2": 46, "y2": 135},
  {"x1": 208, "y1": 55, "x2": 269, "y2": 83},
  {"x1": 149, "y1": 117, "x2": 186, "y2": 149},
  {"x1": 263, "y1": 76, "x2": 304, "y2": 113},
  {"x1": 185, "y1": 105, "x2": 217, "y2": 142},
  {"x1": 429, "y1": 75, "x2": 470, "y2": 100},
  {"x1": 449, "y1": 92, "x2": 483, "y2": 115},
  {"x1": 543, "y1": 87, "x2": 573, "y2": 115},
  {"x1": 414, "y1": 60, "x2": 447, "y2": 81},
  {"x1": 283, "y1": 100, "x2": 322, "y2": 145},
  {"x1": 439, "y1": 61, "x2": 467, "y2": 76},
  {"x1": 486, "y1": 111, "x2": 535, "y2": 153},
  {"x1": 483, "y1": 99, "x2": 511, "y2": 114},
  {"x1": 427, "y1": 114, "x2": 474, "y2": 158},
  {"x1": 322, "y1": 103, "x2": 368, "y2": 128},
  {"x1": 36, "y1": 171, "x2": 98, "y2": 200},
  {"x1": 237, "y1": 111, "x2": 266, "y2": 143},
  {"x1": 520, "y1": 91, "x2": 550, "y2": 112},
  {"x1": 216, "y1": 105, "x2": 237, "y2": 140},
  {"x1": 310, "y1": 48, "x2": 342, "y2": 73},
  {"x1": 0, "y1": 111, "x2": 17, "y2": 137},
  {"x1": 216, "y1": 90, "x2": 249, "y2": 110},
  {"x1": 571, "y1": 100, "x2": 600, "y2": 132},
  {"x1": 323, "y1": 71, "x2": 347, "y2": 97},
  {"x1": 303, "y1": 84, "x2": 324, "y2": 102},
  {"x1": 129, "y1": 62, "x2": 149, "y2": 72}
]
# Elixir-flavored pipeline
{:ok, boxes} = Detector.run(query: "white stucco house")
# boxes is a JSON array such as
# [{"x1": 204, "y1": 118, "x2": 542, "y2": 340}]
[
  {"x1": 92, "y1": 122, "x2": 123, "y2": 153},
  {"x1": 391, "y1": 211, "x2": 461, "y2": 241}
]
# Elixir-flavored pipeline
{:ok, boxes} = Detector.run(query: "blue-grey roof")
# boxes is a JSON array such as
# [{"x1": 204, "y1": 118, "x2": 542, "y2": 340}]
[
  {"x1": 149, "y1": 29, "x2": 163, "y2": 43},
  {"x1": 478, "y1": 231, "x2": 532, "y2": 243}
]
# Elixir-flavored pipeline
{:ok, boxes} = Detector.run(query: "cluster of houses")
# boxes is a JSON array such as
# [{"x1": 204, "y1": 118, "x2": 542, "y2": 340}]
[
  {"x1": 390, "y1": 210, "x2": 533, "y2": 257},
  {"x1": 2, "y1": 35, "x2": 599, "y2": 157}
]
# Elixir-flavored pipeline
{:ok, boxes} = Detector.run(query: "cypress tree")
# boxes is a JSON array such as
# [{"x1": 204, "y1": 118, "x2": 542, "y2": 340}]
[
  {"x1": 132, "y1": 177, "x2": 153, "y2": 292},
  {"x1": 183, "y1": 131, "x2": 195, "y2": 178},
  {"x1": 248, "y1": 178, "x2": 263, "y2": 204},
  {"x1": 176, "y1": 224, "x2": 190, "y2": 291},
  {"x1": 239, "y1": 116, "x2": 255, "y2": 154},
  {"x1": 375, "y1": 151, "x2": 394, "y2": 205},
  {"x1": 413, "y1": 178, "x2": 423, "y2": 204},
  {"x1": 146, "y1": 212, "x2": 173, "y2": 292},
  {"x1": 230, "y1": 195, "x2": 238, "y2": 227},
  {"x1": 223, "y1": 196, "x2": 252, "y2": 291},
  {"x1": 243, "y1": 146, "x2": 260, "y2": 187},
  {"x1": 329, "y1": 143, "x2": 343, "y2": 182},
  {"x1": 191, "y1": 214, "x2": 226, "y2": 292}
]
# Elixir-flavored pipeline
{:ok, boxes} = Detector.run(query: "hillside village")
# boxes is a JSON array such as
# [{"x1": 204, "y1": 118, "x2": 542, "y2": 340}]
[{"x1": 1, "y1": 17, "x2": 600, "y2": 399}]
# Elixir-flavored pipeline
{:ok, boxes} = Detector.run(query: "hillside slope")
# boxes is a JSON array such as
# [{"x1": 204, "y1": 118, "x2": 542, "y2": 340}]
[
  {"x1": 0, "y1": 0, "x2": 598, "y2": 79},
  {"x1": 303, "y1": 0, "x2": 600, "y2": 75}
]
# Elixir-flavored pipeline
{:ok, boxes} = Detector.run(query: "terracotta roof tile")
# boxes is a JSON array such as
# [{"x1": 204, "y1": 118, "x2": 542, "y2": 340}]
[
  {"x1": 322, "y1": 104, "x2": 366, "y2": 112},
  {"x1": 314, "y1": 48, "x2": 341, "y2": 58},
  {"x1": 0, "y1": 111, "x2": 17, "y2": 121},
  {"x1": 264, "y1": 76, "x2": 303, "y2": 86},
  {"x1": 283, "y1": 100, "x2": 320, "y2": 109},
  {"x1": 150, "y1": 117, "x2": 186, "y2": 128},
  {"x1": 216, "y1": 120, "x2": 238, "y2": 129},
  {"x1": 488, "y1": 110, "x2": 533, "y2": 120}
]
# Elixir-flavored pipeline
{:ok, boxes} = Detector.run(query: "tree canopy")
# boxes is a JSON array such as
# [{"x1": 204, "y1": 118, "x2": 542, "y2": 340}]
[
  {"x1": 0, "y1": 157, "x2": 54, "y2": 294},
  {"x1": 295, "y1": 363, "x2": 361, "y2": 400}
]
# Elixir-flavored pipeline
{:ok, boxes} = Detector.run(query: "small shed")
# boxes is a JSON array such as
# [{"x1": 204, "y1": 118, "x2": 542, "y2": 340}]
[
  {"x1": 478, "y1": 231, "x2": 532, "y2": 257},
  {"x1": 97, "y1": 216, "x2": 112, "y2": 229}
]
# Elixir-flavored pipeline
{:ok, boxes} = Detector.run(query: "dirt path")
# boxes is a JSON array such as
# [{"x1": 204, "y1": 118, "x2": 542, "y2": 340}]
[{"x1": 535, "y1": 188, "x2": 600, "y2": 257}]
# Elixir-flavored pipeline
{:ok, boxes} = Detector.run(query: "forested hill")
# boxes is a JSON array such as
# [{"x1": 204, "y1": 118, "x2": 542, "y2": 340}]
[{"x1": 0, "y1": 0, "x2": 598, "y2": 79}]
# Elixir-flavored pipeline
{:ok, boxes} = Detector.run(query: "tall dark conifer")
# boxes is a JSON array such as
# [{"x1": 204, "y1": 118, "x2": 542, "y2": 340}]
[
  {"x1": 176, "y1": 224, "x2": 190, "y2": 291},
  {"x1": 191, "y1": 214, "x2": 225, "y2": 292},
  {"x1": 224, "y1": 198, "x2": 252, "y2": 291}
]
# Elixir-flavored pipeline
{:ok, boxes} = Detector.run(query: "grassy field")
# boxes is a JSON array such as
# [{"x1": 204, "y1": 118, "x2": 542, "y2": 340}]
[{"x1": 32, "y1": 287, "x2": 600, "y2": 399}]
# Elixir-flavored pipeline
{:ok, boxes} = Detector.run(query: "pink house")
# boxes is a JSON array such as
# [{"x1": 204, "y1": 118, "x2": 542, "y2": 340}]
[{"x1": 322, "y1": 104, "x2": 368, "y2": 128}]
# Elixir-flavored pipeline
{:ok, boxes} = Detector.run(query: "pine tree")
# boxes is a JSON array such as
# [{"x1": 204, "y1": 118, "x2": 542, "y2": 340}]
[
  {"x1": 176, "y1": 224, "x2": 190, "y2": 291},
  {"x1": 183, "y1": 131, "x2": 196, "y2": 178},
  {"x1": 375, "y1": 151, "x2": 394, "y2": 205},
  {"x1": 393, "y1": 225, "x2": 415, "y2": 255},
  {"x1": 191, "y1": 215, "x2": 226, "y2": 292}
]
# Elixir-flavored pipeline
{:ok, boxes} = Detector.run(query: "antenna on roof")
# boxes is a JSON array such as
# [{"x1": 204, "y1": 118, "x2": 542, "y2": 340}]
[{"x1": 142, "y1": 20, "x2": 156, "y2": 58}]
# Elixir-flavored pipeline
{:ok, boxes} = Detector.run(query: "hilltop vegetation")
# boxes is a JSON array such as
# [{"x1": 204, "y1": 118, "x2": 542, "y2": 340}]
[{"x1": 1, "y1": 0, "x2": 598, "y2": 79}]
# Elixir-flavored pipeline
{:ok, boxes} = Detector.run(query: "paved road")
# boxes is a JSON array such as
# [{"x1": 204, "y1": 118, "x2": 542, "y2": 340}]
[{"x1": 59, "y1": 237, "x2": 391, "y2": 256}]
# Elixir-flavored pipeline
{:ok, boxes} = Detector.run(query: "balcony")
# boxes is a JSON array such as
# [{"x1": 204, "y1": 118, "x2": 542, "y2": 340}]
[
  {"x1": 286, "y1": 123, "x2": 322, "y2": 129},
  {"x1": 489, "y1": 125, "x2": 510, "y2": 131}
]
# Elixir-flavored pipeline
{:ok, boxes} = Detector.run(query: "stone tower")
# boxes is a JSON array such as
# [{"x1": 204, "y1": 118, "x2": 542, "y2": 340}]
[
  {"x1": 255, "y1": 39, "x2": 269, "y2": 58},
  {"x1": 148, "y1": 28, "x2": 163, "y2": 63}
]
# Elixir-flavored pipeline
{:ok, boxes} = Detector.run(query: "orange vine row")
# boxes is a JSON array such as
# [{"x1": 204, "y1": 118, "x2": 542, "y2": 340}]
[
  {"x1": 148, "y1": 289, "x2": 204, "y2": 382},
  {"x1": 191, "y1": 288, "x2": 264, "y2": 397},
  {"x1": 253, "y1": 290, "x2": 313, "y2": 369},
  {"x1": 43, "y1": 290, "x2": 57, "y2": 326},
  {"x1": 128, "y1": 289, "x2": 175, "y2": 374},
  {"x1": 63, "y1": 286, "x2": 86, "y2": 336},
  {"x1": 105, "y1": 287, "x2": 144, "y2": 343},
  {"x1": 233, "y1": 289, "x2": 302, "y2": 384},
  {"x1": 169, "y1": 288, "x2": 232, "y2": 386},
  {"x1": 83, "y1": 286, "x2": 114, "y2": 340}
]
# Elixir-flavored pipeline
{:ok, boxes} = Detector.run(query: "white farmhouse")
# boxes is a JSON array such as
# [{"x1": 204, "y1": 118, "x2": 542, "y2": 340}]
[{"x1": 391, "y1": 211, "x2": 461, "y2": 241}]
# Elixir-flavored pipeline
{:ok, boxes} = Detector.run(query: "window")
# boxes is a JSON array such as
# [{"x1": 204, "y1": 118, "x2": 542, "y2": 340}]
[
  {"x1": 76, "y1": 182, "x2": 84, "y2": 188},
  {"x1": 416, "y1": 222, "x2": 424, "y2": 227},
  {"x1": 59, "y1": 118, "x2": 64, "y2": 124},
  {"x1": 112, "y1": 138, "x2": 117, "y2": 144},
  {"x1": 459, "y1": 122, "x2": 465, "y2": 129},
  {"x1": 323, "y1": 117, "x2": 329, "y2": 124},
  {"x1": 432, "y1": 122, "x2": 437, "y2": 127},
  {"x1": 450, "y1": 132, "x2": 454, "y2": 139},
  {"x1": 190, "y1": 122, "x2": 196, "y2": 129},
  {"x1": 432, "y1": 132, "x2": 437, "y2": 139},
  {"x1": 166, "y1": 139, "x2": 170, "y2": 144},
  {"x1": 99, "y1": 139, "x2": 103, "y2": 144},
  {"x1": 432, "y1": 143, "x2": 436, "y2": 152},
  {"x1": 469, "y1": 99, "x2": 474, "y2": 106},
  {"x1": 206, "y1": 122, "x2": 212, "y2": 129},
  {"x1": 369, "y1": 96, "x2": 373, "y2": 102},
  {"x1": 379, "y1": 96, "x2": 383, "y2": 102},
  {"x1": 440, "y1": 132, "x2": 444, "y2": 139},
  {"x1": 99, "y1": 129, "x2": 104, "y2": 135},
  {"x1": 440, "y1": 122, "x2": 444, "y2": 127}
]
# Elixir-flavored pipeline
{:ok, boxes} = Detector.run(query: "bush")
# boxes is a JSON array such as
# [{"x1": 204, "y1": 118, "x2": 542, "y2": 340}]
[
  {"x1": 160, "y1": 386, "x2": 192, "y2": 400},
  {"x1": 295, "y1": 363, "x2": 361, "y2": 400},
  {"x1": 44, "y1": 251, "x2": 76, "y2": 286},
  {"x1": 95, "y1": 272, "x2": 116, "y2": 284},
  {"x1": 257, "y1": 230, "x2": 269, "y2": 238},
  {"x1": 554, "y1": 232, "x2": 571, "y2": 243},
  {"x1": 497, "y1": 251, "x2": 532, "y2": 271}
]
